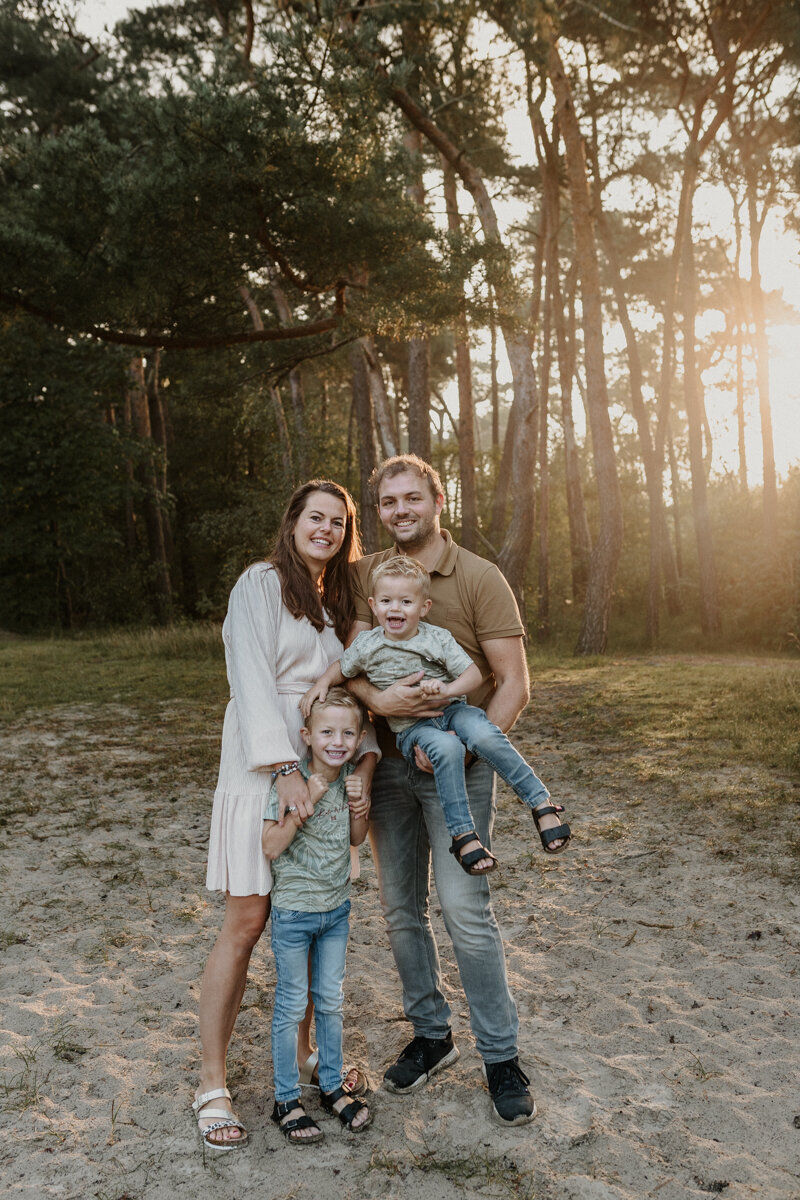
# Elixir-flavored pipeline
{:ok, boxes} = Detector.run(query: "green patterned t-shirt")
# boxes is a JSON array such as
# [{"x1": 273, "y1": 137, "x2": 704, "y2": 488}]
[
  {"x1": 340, "y1": 621, "x2": 474, "y2": 733},
  {"x1": 263, "y1": 760, "x2": 352, "y2": 912}
]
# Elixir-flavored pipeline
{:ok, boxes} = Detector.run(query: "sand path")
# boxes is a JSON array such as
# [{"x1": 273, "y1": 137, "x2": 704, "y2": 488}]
[{"x1": 1, "y1": 687, "x2": 798, "y2": 1199}]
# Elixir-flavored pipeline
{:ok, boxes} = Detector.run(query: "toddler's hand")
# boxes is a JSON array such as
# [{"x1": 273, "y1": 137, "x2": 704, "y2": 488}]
[
  {"x1": 307, "y1": 773, "x2": 328, "y2": 805},
  {"x1": 346, "y1": 775, "x2": 370, "y2": 819},
  {"x1": 419, "y1": 678, "x2": 443, "y2": 697},
  {"x1": 300, "y1": 680, "x2": 329, "y2": 719}
]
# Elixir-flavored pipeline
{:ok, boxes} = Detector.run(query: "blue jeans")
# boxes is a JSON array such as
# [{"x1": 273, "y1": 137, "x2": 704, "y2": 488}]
[
  {"x1": 368, "y1": 756, "x2": 519, "y2": 1063},
  {"x1": 396, "y1": 701, "x2": 550, "y2": 839},
  {"x1": 270, "y1": 900, "x2": 350, "y2": 1103}
]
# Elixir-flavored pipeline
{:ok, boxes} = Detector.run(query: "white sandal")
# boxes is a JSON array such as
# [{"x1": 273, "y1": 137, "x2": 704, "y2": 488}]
[
  {"x1": 298, "y1": 1050, "x2": 369, "y2": 1097},
  {"x1": 192, "y1": 1087, "x2": 248, "y2": 1151}
]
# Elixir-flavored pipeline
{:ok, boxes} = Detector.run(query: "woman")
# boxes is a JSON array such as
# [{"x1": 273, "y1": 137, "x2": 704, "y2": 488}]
[{"x1": 193, "y1": 480, "x2": 376, "y2": 1150}]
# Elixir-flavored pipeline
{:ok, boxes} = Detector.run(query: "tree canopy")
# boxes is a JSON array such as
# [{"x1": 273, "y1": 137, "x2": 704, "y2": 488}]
[{"x1": 1, "y1": 0, "x2": 798, "y2": 649}]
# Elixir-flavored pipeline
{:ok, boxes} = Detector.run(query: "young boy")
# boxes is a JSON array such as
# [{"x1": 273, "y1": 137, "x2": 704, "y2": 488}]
[
  {"x1": 262, "y1": 688, "x2": 372, "y2": 1147},
  {"x1": 302, "y1": 557, "x2": 570, "y2": 876}
]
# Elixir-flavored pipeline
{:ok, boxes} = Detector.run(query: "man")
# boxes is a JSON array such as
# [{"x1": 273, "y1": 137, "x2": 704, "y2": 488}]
[{"x1": 348, "y1": 454, "x2": 551, "y2": 1126}]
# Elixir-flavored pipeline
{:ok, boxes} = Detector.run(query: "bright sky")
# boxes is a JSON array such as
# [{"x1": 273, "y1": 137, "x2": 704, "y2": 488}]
[{"x1": 79, "y1": 1, "x2": 799, "y2": 483}]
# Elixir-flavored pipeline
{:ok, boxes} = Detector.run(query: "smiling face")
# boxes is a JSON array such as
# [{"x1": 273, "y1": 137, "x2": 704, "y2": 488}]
[
  {"x1": 291, "y1": 490, "x2": 347, "y2": 579},
  {"x1": 369, "y1": 574, "x2": 432, "y2": 641},
  {"x1": 376, "y1": 469, "x2": 444, "y2": 554},
  {"x1": 301, "y1": 702, "x2": 365, "y2": 778}
]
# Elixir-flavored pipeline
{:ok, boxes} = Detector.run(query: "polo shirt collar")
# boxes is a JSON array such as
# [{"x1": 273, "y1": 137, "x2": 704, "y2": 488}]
[
  {"x1": 392, "y1": 529, "x2": 457, "y2": 577},
  {"x1": 431, "y1": 529, "x2": 458, "y2": 576}
]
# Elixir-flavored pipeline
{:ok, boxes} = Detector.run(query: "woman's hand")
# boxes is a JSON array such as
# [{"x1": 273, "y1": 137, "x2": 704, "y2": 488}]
[
  {"x1": 274, "y1": 770, "x2": 314, "y2": 826},
  {"x1": 345, "y1": 773, "x2": 370, "y2": 820}
]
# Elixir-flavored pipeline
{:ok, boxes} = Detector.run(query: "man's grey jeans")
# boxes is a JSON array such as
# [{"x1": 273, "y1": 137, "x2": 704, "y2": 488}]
[{"x1": 368, "y1": 755, "x2": 520, "y2": 1063}]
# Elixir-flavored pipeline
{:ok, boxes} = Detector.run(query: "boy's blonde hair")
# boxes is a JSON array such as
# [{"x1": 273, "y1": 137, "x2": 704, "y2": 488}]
[
  {"x1": 369, "y1": 556, "x2": 430, "y2": 598},
  {"x1": 306, "y1": 686, "x2": 364, "y2": 730}
]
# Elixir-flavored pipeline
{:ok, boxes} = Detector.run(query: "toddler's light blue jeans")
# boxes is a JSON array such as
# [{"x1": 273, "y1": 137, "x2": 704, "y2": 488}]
[
  {"x1": 270, "y1": 899, "x2": 350, "y2": 1103},
  {"x1": 396, "y1": 700, "x2": 550, "y2": 839}
]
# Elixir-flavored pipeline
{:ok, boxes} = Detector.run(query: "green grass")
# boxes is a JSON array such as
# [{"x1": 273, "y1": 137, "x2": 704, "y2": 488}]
[
  {"x1": 531, "y1": 656, "x2": 800, "y2": 777},
  {"x1": 0, "y1": 624, "x2": 226, "y2": 721}
]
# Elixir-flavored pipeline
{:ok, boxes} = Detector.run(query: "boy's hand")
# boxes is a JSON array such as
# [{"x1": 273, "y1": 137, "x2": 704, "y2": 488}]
[
  {"x1": 419, "y1": 678, "x2": 443, "y2": 697},
  {"x1": 345, "y1": 774, "x2": 370, "y2": 820},
  {"x1": 307, "y1": 773, "x2": 329, "y2": 805},
  {"x1": 300, "y1": 679, "x2": 329, "y2": 719}
]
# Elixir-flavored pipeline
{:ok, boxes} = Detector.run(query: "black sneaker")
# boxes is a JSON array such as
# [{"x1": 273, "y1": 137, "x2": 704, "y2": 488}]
[
  {"x1": 484, "y1": 1057, "x2": 536, "y2": 1125},
  {"x1": 382, "y1": 1032, "x2": 460, "y2": 1093}
]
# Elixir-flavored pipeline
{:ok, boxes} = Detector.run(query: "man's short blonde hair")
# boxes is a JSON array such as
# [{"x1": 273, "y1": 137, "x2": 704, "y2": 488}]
[
  {"x1": 369, "y1": 556, "x2": 430, "y2": 598},
  {"x1": 306, "y1": 686, "x2": 364, "y2": 729}
]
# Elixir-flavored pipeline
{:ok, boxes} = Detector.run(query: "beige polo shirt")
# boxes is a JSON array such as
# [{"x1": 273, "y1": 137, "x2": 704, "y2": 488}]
[{"x1": 351, "y1": 531, "x2": 524, "y2": 757}]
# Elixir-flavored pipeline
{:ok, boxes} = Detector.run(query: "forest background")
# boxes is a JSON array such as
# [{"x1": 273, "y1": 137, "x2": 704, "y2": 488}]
[{"x1": 2, "y1": 0, "x2": 800, "y2": 655}]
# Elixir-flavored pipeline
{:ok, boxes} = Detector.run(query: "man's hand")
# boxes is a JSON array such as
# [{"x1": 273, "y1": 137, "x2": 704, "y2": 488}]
[
  {"x1": 345, "y1": 774, "x2": 370, "y2": 820},
  {"x1": 300, "y1": 679, "x2": 328, "y2": 719},
  {"x1": 275, "y1": 771, "x2": 314, "y2": 827},
  {"x1": 413, "y1": 744, "x2": 435, "y2": 774},
  {"x1": 413, "y1": 732, "x2": 462, "y2": 775},
  {"x1": 371, "y1": 671, "x2": 450, "y2": 719}
]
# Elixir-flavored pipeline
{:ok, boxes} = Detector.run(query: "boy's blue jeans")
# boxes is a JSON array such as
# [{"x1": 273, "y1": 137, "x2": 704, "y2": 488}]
[
  {"x1": 396, "y1": 700, "x2": 550, "y2": 839},
  {"x1": 270, "y1": 900, "x2": 350, "y2": 1103}
]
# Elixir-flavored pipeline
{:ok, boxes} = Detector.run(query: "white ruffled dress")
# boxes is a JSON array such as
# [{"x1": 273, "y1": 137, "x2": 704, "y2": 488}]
[{"x1": 205, "y1": 562, "x2": 369, "y2": 896}]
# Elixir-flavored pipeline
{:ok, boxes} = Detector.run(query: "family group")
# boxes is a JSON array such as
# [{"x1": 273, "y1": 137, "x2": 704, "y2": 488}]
[{"x1": 192, "y1": 454, "x2": 571, "y2": 1150}]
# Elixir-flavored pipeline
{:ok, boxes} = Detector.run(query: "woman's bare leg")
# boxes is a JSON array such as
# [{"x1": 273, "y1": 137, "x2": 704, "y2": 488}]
[{"x1": 195, "y1": 892, "x2": 269, "y2": 1144}]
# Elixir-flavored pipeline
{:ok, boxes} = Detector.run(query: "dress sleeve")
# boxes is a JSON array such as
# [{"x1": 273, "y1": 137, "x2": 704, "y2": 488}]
[{"x1": 227, "y1": 567, "x2": 298, "y2": 772}]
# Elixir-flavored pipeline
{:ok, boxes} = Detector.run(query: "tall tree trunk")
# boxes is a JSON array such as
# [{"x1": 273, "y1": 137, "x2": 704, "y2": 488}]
[
  {"x1": 531, "y1": 101, "x2": 591, "y2": 604},
  {"x1": 538, "y1": 261, "x2": 552, "y2": 642},
  {"x1": 554, "y1": 268, "x2": 592, "y2": 601},
  {"x1": 442, "y1": 159, "x2": 478, "y2": 551},
  {"x1": 239, "y1": 285, "x2": 293, "y2": 478},
  {"x1": 359, "y1": 337, "x2": 398, "y2": 458},
  {"x1": 681, "y1": 232, "x2": 721, "y2": 636},
  {"x1": 488, "y1": 402, "x2": 517, "y2": 549},
  {"x1": 667, "y1": 425, "x2": 684, "y2": 580},
  {"x1": 547, "y1": 44, "x2": 624, "y2": 654},
  {"x1": 746, "y1": 178, "x2": 778, "y2": 547},
  {"x1": 388, "y1": 83, "x2": 539, "y2": 617},
  {"x1": 127, "y1": 357, "x2": 173, "y2": 624},
  {"x1": 267, "y1": 267, "x2": 308, "y2": 477},
  {"x1": 145, "y1": 352, "x2": 175, "y2": 563},
  {"x1": 349, "y1": 343, "x2": 380, "y2": 552},
  {"x1": 489, "y1": 284, "x2": 500, "y2": 450},
  {"x1": 730, "y1": 198, "x2": 749, "y2": 491},
  {"x1": 403, "y1": 126, "x2": 431, "y2": 460}
]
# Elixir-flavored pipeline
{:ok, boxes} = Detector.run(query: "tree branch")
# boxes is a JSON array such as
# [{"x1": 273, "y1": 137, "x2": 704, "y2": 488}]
[{"x1": 1, "y1": 289, "x2": 341, "y2": 349}]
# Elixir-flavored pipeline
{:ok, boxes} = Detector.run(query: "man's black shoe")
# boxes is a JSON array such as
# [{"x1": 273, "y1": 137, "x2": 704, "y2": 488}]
[
  {"x1": 382, "y1": 1032, "x2": 460, "y2": 1093},
  {"x1": 484, "y1": 1057, "x2": 536, "y2": 1125}
]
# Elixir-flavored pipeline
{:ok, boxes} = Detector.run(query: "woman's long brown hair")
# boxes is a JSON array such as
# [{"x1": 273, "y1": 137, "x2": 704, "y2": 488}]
[{"x1": 269, "y1": 480, "x2": 363, "y2": 644}]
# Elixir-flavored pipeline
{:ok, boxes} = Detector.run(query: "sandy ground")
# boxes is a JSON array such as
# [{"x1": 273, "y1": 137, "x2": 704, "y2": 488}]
[{"x1": 1, "y1": 685, "x2": 799, "y2": 1200}]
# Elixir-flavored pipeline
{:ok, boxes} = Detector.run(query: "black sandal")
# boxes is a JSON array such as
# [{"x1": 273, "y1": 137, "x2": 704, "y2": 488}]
[
  {"x1": 271, "y1": 1098, "x2": 324, "y2": 1147},
  {"x1": 449, "y1": 832, "x2": 498, "y2": 875},
  {"x1": 532, "y1": 803, "x2": 571, "y2": 854},
  {"x1": 320, "y1": 1085, "x2": 372, "y2": 1133}
]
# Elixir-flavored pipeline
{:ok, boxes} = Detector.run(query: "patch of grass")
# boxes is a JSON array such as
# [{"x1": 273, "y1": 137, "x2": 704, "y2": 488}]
[
  {"x1": 51, "y1": 1019, "x2": 88, "y2": 1063},
  {"x1": 534, "y1": 657, "x2": 800, "y2": 778},
  {"x1": 0, "y1": 1044, "x2": 51, "y2": 1112},
  {"x1": 370, "y1": 1143, "x2": 535, "y2": 1198},
  {"x1": 0, "y1": 624, "x2": 226, "y2": 721},
  {"x1": 0, "y1": 931, "x2": 28, "y2": 951}
]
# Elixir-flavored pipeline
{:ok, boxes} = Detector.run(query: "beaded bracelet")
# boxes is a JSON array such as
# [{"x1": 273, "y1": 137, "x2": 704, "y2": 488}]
[{"x1": 271, "y1": 762, "x2": 300, "y2": 780}]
